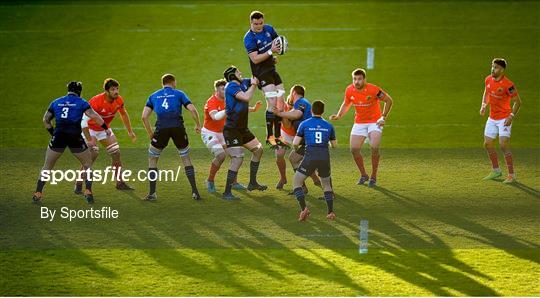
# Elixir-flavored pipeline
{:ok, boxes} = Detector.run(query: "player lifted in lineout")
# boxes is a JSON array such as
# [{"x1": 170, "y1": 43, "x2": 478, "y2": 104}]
[
  {"x1": 330, "y1": 68, "x2": 393, "y2": 187},
  {"x1": 141, "y1": 74, "x2": 202, "y2": 201},
  {"x1": 480, "y1": 58, "x2": 522, "y2": 184},
  {"x1": 76, "y1": 78, "x2": 136, "y2": 194},
  {"x1": 221, "y1": 66, "x2": 267, "y2": 200},
  {"x1": 202, "y1": 78, "x2": 263, "y2": 193},
  {"x1": 292, "y1": 100, "x2": 337, "y2": 221},
  {"x1": 33, "y1": 81, "x2": 109, "y2": 204},
  {"x1": 243, "y1": 10, "x2": 287, "y2": 148}
]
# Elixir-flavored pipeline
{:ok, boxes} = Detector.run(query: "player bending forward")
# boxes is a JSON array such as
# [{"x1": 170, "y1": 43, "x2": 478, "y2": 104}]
[{"x1": 292, "y1": 100, "x2": 337, "y2": 221}]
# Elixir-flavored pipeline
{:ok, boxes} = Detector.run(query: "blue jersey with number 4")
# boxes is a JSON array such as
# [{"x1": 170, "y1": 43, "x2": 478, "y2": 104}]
[
  {"x1": 146, "y1": 86, "x2": 192, "y2": 129},
  {"x1": 296, "y1": 116, "x2": 336, "y2": 159},
  {"x1": 48, "y1": 94, "x2": 91, "y2": 135}
]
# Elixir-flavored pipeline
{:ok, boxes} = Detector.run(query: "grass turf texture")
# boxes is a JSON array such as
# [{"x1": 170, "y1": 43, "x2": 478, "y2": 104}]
[{"x1": 0, "y1": 0, "x2": 539, "y2": 296}]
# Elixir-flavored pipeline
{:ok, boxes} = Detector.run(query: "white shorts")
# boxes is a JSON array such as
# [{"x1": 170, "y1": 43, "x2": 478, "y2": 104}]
[
  {"x1": 280, "y1": 129, "x2": 295, "y2": 145},
  {"x1": 350, "y1": 123, "x2": 382, "y2": 137},
  {"x1": 201, "y1": 127, "x2": 226, "y2": 154},
  {"x1": 484, "y1": 117, "x2": 512, "y2": 139},
  {"x1": 81, "y1": 128, "x2": 115, "y2": 141}
]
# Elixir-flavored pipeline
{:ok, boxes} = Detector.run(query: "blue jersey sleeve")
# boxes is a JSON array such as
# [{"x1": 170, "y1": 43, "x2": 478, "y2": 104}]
[
  {"x1": 296, "y1": 122, "x2": 305, "y2": 138},
  {"x1": 329, "y1": 124, "x2": 336, "y2": 141},
  {"x1": 266, "y1": 25, "x2": 278, "y2": 39},
  {"x1": 47, "y1": 102, "x2": 55, "y2": 114},
  {"x1": 145, "y1": 96, "x2": 154, "y2": 109},
  {"x1": 179, "y1": 92, "x2": 192, "y2": 108},
  {"x1": 82, "y1": 100, "x2": 91, "y2": 112},
  {"x1": 244, "y1": 34, "x2": 257, "y2": 54}
]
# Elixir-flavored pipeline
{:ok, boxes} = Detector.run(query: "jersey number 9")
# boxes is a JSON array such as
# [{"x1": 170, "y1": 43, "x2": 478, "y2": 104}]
[{"x1": 315, "y1": 131, "x2": 322, "y2": 144}]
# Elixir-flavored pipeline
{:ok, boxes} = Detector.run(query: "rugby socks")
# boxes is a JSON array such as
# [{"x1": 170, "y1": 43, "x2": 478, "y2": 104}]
[
  {"x1": 276, "y1": 157, "x2": 287, "y2": 181},
  {"x1": 324, "y1": 191, "x2": 334, "y2": 213},
  {"x1": 487, "y1": 149, "x2": 500, "y2": 170},
  {"x1": 293, "y1": 187, "x2": 306, "y2": 211},
  {"x1": 36, "y1": 178, "x2": 46, "y2": 193},
  {"x1": 208, "y1": 162, "x2": 220, "y2": 182},
  {"x1": 249, "y1": 161, "x2": 260, "y2": 185},
  {"x1": 352, "y1": 152, "x2": 368, "y2": 177},
  {"x1": 184, "y1": 166, "x2": 198, "y2": 193},
  {"x1": 113, "y1": 161, "x2": 123, "y2": 184},
  {"x1": 371, "y1": 152, "x2": 380, "y2": 180},
  {"x1": 224, "y1": 170, "x2": 238, "y2": 194},
  {"x1": 504, "y1": 152, "x2": 514, "y2": 176},
  {"x1": 148, "y1": 167, "x2": 158, "y2": 194},
  {"x1": 85, "y1": 169, "x2": 93, "y2": 191},
  {"x1": 265, "y1": 110, "x2": 275, "y2": 139}
]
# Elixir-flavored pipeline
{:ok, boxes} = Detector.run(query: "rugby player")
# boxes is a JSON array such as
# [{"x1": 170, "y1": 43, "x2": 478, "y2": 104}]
[
  {"x1": 292, "y1": 100, "x2": 337, "y2": 221},
  {"x1": 141, "y1": 74, "x2": 202, "y2": 201},
  {"x1": 480, "y1": 58, "x2": 522, "y2": 184},
  {"x1": 221, "y1": 66, "x2": 267, "y2": 200},
  {"x1": 330, "y1": 68, "x2": 393, "y2": 187},
  {"x1": 33, "y1": 81, "x2": 109, "y2": 204}
]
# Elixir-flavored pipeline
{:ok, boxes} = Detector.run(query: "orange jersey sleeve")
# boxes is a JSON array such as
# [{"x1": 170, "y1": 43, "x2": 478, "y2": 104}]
[{"x1": 203, "y1": 95, "x2": 226, "y2": 133}]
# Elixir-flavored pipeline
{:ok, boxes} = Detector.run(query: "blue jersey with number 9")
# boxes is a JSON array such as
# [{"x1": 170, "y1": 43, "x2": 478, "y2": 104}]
[
  {"x1": 146, "y1": 86, "x2": 192, "y2": 129},
  {"x1": 296, "y1": 116, "x2": 336, "y2": 159}
]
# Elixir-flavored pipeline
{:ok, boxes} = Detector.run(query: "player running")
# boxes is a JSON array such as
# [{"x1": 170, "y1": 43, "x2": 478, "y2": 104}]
[
  {"x1": 330, "y1": 68, "x2": 393, "y2": 187},
  {"x1": 292, "y1": 100, "x2": 337, "y2": 221},
  {"x1": 244, "y1": 10, "x2": 286, "y2": 148},
  {"x1": 33, "y1": 81, "x2": 109, "y2": 204},
  {"x1": 273, "y1": 84, "x2": 321, "y2": 192},
  {"x1": 221, "y1": 66, "x2": 267, "y2": 200},
  {"x1": 75, "y1": 78, "x2": 136, "y2": 194},
  {"x1": 480, "y1": 58, "x2": 522, "y2": 184},
  {"x1": 202, "y1": 78, "x2": 263, "y2": 193},
  {"x1": 141, "y1": 74, "x2": 202, "y2": 201}
]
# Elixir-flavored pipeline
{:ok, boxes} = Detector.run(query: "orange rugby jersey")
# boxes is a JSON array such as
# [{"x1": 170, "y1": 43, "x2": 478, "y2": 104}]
[
  {"x1": 203, "y1": 94, "x2": 226, "y2": 133},
  {"x1": 87, "y1": 93, "x2": 125, "y2": 131},
  {"x1": 344, "y1": 83, "x2": 386, "y2": 124},
  {"x1": 281, "y1": 102, "x2": 296, "y2": 136},
  {"x1": 485, "y1": 75, "x2": 518, "y2": 120}
]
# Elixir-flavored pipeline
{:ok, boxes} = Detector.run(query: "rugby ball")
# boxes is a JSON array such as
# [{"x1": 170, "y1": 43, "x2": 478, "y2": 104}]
[{"x1": 274, "y1": 35, "x2": 288, "y2": 55}]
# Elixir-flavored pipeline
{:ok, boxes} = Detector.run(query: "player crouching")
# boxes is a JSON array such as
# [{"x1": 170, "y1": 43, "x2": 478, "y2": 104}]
[{"x1": 291, "y1": 100, "x2": 337, "y2": 221}]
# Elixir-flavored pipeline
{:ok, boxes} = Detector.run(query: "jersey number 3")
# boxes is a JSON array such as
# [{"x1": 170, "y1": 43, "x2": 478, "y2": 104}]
[
  {"x1": 60, "y1": 107, "x2": 69, "y2": 119},
  {"x1": 315, "y1": 131, "x2": 322, "y2": 144}
]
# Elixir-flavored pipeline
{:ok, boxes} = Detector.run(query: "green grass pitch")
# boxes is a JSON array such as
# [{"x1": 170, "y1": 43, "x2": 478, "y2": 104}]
[{"x1": 0, "y1": 1, "x2": 539, "y2": 296}]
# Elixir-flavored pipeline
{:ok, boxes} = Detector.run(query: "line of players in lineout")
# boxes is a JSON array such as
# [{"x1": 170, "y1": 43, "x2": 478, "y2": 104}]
[{"x1": 32, "y1": 11, "x2": 522, "y2": 221}]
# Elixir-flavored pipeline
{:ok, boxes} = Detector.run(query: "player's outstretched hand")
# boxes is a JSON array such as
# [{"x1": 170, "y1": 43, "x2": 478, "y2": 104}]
[
  {"x1": 86, "y1": 138, "x2": 96, "y2": 149},
  {"x1": 128, "y1": 131, "x2": 137, "y2": 143},
  {"x1": 271, "y1": 106, "x2": 279, "y2": 115},
  {"x1": 250, "y1": 77, "x2": 259, "y2": 86},
  {"x1": 329, "y1": 114, "x2": 340, "y2": 121},
  {"x1": 105, "y1": 129, "x2": 112, "y2": 136},
  {"x1": 504, "y1": 115, "x2": 513, "y2": 126},
  {"x1": 195, "y1": 125, "x2": 201, "y2": 134}
]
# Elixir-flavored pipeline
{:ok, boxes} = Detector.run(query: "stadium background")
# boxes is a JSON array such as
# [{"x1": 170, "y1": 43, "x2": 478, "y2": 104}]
[{"x1": 1, "y1": 1, "x2": 539, "y2": 296}]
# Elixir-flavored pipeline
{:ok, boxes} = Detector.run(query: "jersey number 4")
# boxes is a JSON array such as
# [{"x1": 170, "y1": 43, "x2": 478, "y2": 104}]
[
  {"x1": 315, "y1": 131, "x2": 322, "y2": 144},
  {"x1": 60, "y1": 107, "x2": 69, "y2": 118},
  {"x1": 161, "y1": 98, "x2": 169, "y2": 110}
]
